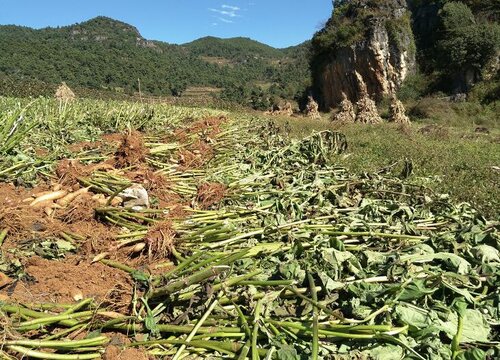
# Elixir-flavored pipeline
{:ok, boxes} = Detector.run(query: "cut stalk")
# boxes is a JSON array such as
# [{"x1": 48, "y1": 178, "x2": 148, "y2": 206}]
[
  {"x1": 150, "y1": 266, "x2": 229, "y2": 298},
  {"x1": 7, "y1": 346, "x2": 101, "y2": 360},
  {"x1": 0, "y1": 229, "x2": 8, "y2": 246},
  {"x1": 308, "y1": 274, "x2": 319, "y2": 360},
  {"x1": 172, "y1": 298, "x2": 219, "y2": 360}
]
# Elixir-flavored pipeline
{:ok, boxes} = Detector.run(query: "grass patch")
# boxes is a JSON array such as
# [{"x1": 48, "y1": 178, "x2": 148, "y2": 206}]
[
  {"x1": 270, "y1": 114, "x2": 499, "y2": 218},
  {"x1": 407, "y1": 97, "x2": 499, "y2": 128}
]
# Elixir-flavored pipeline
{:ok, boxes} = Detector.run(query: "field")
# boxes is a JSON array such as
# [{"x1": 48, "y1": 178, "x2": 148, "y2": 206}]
[
  {"x1": 0, "y1": 97, "x2": 499, "y2": 359},
  {"x1": 269, "y1": 105, "x2": 500, "y2": 219}
]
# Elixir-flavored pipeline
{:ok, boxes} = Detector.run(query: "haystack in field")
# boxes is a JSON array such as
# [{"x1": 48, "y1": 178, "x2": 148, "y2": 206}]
[
  {"x1": 305, "y1": 96, "x2": 321, "y2": 119},
  {"x1": 332, "y1": 93, "x2": 356, "y2": 124},
  {"x1": 355, "y1": 73, "x2": 383, "y2": 124},
  {"x1": 55, "y1": 82, "x2": 76, "y2": 101},
  {"x1": 265, "y1": 101, "x2": 293, "y2": 116},
  {"x1": 389, "y1": 96, "x2": 411, "y2": 125}
]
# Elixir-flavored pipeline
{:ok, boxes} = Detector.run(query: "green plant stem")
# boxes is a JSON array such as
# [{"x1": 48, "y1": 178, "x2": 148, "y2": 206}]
[
  {"x1": 177, "y1": 270, "x2": 261, "y2": 301},
  {"x1": 237, "y1": 340, "x2": 251, "y2": 360},
  {"x1": 172, "y1": 298, "x2": 219, "y2": 360},
  {"x1": 3, "y1": 336, "x2": 108, "y2": 349},
  {"x1": 6, "y1": 346, "x2": 101, "y2": 360},
  {"x1": 150, "y1": 266, "x2": 229, "y2": 298},
  {"x1": 16, "y1": 311, "x2": 98, "y2": 329},
  {"x1": 238, "y1": 280, "x2": 294, "y2": 287},
  {"x1": 252, "y1": 299, "x2": 263, "y2": 360},
  {"x1": 451, "y1": 312, "x2": 465, "y2": 359},
  {"x1": 0, "y1": 229, "x2": 8, "y2": 246},
  {"x1": 61, "y1": 298, "x2": 93, "y2": 316},
  {"x1": 308, "y1": 274, "x2": 319, "y2": 360},
  {"x1": 153, "y1": 251, "x2": 205, "y2": 285}
]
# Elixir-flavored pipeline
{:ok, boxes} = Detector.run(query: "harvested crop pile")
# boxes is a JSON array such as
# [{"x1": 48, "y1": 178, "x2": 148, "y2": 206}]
[{"x1": 0, "y1": 99, "x2": 498, "y2": 360}]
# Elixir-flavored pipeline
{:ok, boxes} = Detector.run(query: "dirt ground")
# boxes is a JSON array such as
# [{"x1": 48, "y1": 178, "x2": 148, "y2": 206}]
[{"x1": 0, "y1": 117, "x2": 226, "y2": 358}]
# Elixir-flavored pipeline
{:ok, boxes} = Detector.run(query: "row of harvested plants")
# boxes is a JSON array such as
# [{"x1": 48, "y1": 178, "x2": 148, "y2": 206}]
[{"x1": 0, "y1": 98, "x2": 498, "y2": 359}]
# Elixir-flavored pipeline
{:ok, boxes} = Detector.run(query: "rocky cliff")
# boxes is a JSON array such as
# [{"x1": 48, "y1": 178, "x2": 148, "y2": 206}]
[{"x1": 311, "y1": 0, "x2": 416, "y2": 110}]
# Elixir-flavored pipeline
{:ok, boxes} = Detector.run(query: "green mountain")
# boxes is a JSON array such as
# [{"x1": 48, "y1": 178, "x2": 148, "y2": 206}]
[
  {"x1": 184, "y1": 36, "x2": 285, "y2": 60},
  {"x1": 0, "y1": 16, "x2": 311, "y2": 101}
]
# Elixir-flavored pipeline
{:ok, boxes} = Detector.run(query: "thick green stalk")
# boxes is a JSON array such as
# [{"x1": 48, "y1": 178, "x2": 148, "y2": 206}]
[
  {"x1": 0, "y1": 304, "x2": 80, "y2": 329},
  {"x1": 150, "y1": 266, "x2": 229, "y2": 298},
  {"x1": 108, "y1": 322, "x2": 242, "y2": 335},
  {"x1": 3, "y1": 336, "x2": 108, "y2": 349},
  {"x1": 153, "y1": 251, "x2": 205, "y2": 285},
  {"x1": 177, "y1": 253, "x2": 226, "y2": 277},
  {"x1": 237, "y1": 340, "x2": 251, "y2": 360},
  {"x1": 238, "y1": 280, "x2": 294, "y2": 287},
  {"x1": 0, "y1": 229, "x2": 8, "y2": 246},
  {"x1": 6, "y1": 346, "x2": 101, "y2": 360},
  {"x1": 177, "y1": 270, "x2": 262, "y2": 301},
  {"x1": 16, "y1": 311, "x2": 98, "y2": 329},
  {"x1": 172, "y1": 298, "x2": 219, "y2": 360},
  {"x1": 132, "y1": 339, "x2": 266, "y2": 356},
  {"x1": 61, "y1": 298, "x2": 93, "y2": 316},
  {"x1": 252, "y1": 299, "x2": 263, "y2": 360},
  {"x1": 451, "y1": 311, "x2": 465, "y2": 359},
  {"x1": 308, "y1": 274, "x2": 319, "y2": 360}
]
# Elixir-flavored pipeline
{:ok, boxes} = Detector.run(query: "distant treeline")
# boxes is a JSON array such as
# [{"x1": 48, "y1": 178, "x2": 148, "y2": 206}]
[{"x1": 0, "y1": 17, "x2": 311, "y2": 107}]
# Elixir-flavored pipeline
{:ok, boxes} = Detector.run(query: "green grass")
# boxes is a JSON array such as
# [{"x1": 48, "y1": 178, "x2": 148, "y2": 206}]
[{"x1": 269, "y1": 113, "x2": 499, "y2": 218}]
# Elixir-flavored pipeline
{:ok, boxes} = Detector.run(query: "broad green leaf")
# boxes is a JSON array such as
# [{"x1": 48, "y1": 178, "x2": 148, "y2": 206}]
[
  {"x1": 55, "y1": 239, "x2": 76, "y2": 252},
  {"x1": 395, "y1": 304, "x2": 431, "y2": 329},
  {"x1": 361, "y1": 344, "x2": 403, "y2": 360},
  {"x1": 276, "y1": 344, "x2": 300, "y2": 360},
  {"x1": 472, "y1": 245, "x2": 500, "y2": 263},
  {"x1": 456, "y1": 348, "x2": 487, "y2": 360},
  {"x1": 440, "y1": 309, "x2": 491, "y2": 342}
]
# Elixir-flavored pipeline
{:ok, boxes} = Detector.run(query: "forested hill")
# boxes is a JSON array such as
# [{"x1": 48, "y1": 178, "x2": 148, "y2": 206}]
[
  {"x1": 184, "y1": 36, "x2": 285, "y2": 60},
  {"x1": 0, "y1": 16, "x2": 311, "y2": 101}
]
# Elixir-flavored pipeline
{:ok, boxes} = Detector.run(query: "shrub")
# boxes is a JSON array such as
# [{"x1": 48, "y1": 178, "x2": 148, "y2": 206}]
[
  {"x1": 397, "y1": 72, "x2": 432, "y2": 101},
  {"x1": 437, "y1": 2, "x2": 500, "y2": 74}
]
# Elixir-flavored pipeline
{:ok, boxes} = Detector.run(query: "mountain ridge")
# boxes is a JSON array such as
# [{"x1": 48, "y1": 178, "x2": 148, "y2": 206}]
[
  {"x1": 1, "y1": 16, "x2": 308, "y2": 51},
  {"x1": 0, "y1": 16, "x2": 311, "y2": 101}
]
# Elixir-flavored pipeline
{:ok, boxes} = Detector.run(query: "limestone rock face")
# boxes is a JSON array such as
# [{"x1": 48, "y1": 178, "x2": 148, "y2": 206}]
[{"x1": 312, "y1": 0, "x2": 416, "y2": 110}]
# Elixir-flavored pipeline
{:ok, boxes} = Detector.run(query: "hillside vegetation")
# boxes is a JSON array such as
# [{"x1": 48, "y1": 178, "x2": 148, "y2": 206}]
[{"x1": 0, "y1": 16, "x2": 310, "y2": 104}]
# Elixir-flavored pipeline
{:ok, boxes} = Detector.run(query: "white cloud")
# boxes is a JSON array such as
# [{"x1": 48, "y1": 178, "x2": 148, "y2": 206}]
[
  {"x1": 222, "y1": 5, "x2": 240, "y2": 11},
  {"x1": 209, "y1": 8, "x2": 240, "y2": 18},
  {"x1": 217, "y1": 17, "x2": 234, "y2": 23},
  {"x1": 208, "y1": 4, "x2": 242, "y2": 24}
]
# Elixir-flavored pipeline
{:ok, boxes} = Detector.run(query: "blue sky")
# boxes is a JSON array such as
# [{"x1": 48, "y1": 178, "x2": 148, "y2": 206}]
[{"x1": 0, "y1": 0, "x2": 333, "y2": 48}]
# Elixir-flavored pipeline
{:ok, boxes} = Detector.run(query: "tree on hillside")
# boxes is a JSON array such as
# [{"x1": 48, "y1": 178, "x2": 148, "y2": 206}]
[{"x1": 437, "y1": 2, "x2": 500, "y2": 91}]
